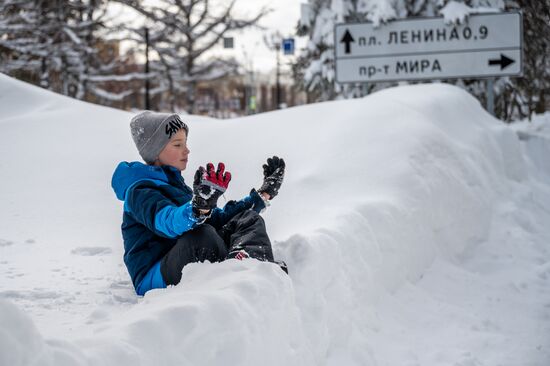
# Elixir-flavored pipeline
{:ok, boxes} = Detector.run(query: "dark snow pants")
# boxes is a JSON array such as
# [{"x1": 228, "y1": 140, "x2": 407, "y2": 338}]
[{"x1": 160, "y1": 209, "x2": 275, "y2": 286}]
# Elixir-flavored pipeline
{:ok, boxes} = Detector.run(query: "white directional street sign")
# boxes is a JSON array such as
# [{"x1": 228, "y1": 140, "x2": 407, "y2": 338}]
[{"x1": 334, "y1": 12, "x2": 523, "y2": 83}]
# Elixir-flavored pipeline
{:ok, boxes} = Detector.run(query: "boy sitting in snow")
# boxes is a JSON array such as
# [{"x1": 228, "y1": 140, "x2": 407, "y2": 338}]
[{"x1": 111, "y1": 111, "x2": 286, "y2": 296}]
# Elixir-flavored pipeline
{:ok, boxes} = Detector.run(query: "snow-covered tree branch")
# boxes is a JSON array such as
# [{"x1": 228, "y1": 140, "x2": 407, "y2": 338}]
[
  {"x1": 0, "y1": 0, "x2": 135, "y2": 102},
  {"x1": 293, "y1": 0, "x2": 549, "y2": 121}
]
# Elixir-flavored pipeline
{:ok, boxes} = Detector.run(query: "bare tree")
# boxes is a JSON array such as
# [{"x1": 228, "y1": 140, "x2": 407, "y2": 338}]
[{"x1": 114, "y1": 0, "x2": 269, "y2": 112}]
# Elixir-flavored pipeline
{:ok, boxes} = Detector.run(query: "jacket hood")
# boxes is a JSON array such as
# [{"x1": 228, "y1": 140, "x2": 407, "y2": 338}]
[{"x1": 111, "y1": 161, "x2": 178, "y2": 201}]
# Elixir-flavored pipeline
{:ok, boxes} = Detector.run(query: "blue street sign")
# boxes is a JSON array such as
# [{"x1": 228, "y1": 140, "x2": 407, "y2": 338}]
[{"x1": 282, "y1": 38, "x2": 295, "y2": 55}]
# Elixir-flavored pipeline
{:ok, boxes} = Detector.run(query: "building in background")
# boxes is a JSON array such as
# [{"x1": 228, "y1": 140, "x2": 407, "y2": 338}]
[{"x1": 194, "y1": 70, "x2": 307, "y2": 118}]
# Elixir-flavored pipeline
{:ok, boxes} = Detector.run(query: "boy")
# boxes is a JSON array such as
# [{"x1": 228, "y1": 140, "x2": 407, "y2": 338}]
[{"x1": 111, "y1": 111, "x2": 285, "y2": 296}]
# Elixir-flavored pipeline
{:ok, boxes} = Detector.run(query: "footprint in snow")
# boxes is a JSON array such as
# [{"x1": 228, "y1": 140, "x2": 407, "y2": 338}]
[
  {"x1": 110, "y1": 280, "x2": 132, "y2": 289},
  {"x1": 0, "y1": 239, "x2": 14, "y2": 247},
  {"x1": 0, "y1": 289, "x2": 62, "y2": 300},
  {"x1": 71, "y1": 246, "x2": 112, "y2": 256},
  {"x1": 86, "y1": 308, "x2": 111, "y2": 324},
  {"x1": 112, "y1": 293, "x2": 138, "y2": 304}
]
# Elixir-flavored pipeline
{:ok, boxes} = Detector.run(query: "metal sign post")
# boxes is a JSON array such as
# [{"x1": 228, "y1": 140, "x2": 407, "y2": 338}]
[
  {"x1": 487, "y1": 78, "x2": 495, "y2": 116},
  {"x1": 334, "y1": 12, "x2": 523, "y2": 84}
]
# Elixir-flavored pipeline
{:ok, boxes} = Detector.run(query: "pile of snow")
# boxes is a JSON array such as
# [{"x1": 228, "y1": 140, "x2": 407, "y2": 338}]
[{"x1": 1, "y1": 73, "x2": 549, "y2": 366}]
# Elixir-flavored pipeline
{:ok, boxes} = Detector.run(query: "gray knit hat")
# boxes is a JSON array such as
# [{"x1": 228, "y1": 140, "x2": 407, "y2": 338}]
[{"x1": 130, "y1": 111, "x2": 189, "y2": 164}]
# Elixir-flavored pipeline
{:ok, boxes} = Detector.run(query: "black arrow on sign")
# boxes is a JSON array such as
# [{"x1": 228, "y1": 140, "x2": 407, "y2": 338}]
[
  {"x1": 340, "y1": 29, "x2": 355, "y2": 54},
  {"x1": 488, "y1": 54, "x2": 515, "y2": 70}
]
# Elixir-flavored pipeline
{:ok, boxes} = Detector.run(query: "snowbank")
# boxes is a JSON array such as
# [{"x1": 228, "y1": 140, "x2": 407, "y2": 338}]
[{"x1": 1, "y1": 73, "x2": 549, "y2": 365}]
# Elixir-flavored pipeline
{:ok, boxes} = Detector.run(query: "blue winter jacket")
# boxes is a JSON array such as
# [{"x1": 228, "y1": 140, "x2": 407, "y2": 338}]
[{"x1": 111, "y1": 161, "x2": 265, "y2": 293}]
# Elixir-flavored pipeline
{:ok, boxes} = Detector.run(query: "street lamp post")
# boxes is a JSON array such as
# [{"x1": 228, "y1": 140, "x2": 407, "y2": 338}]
[
  {"x1": 144, "y1": 27, "x2": 150, "y2": 110},
  {"x1": 264, "y1": 32, "x2": 283, "y2": 110},
  {"x1": 275, "y1": 41, "x2": 281, "y2": 109}
]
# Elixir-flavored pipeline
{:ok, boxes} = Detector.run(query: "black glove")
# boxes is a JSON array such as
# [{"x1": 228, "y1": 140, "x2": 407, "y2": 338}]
[
  {"x1": 192, "y1": 162, "x2": 231, "y2": 215},
  {"x1": 258, "y1": 156, "x2": 285, "y2": 200}
]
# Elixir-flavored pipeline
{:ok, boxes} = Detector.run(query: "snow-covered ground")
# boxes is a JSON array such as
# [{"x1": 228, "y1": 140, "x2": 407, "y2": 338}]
[{"x1": 0, "y1": 73, "x2": 549, "y2": 366}]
